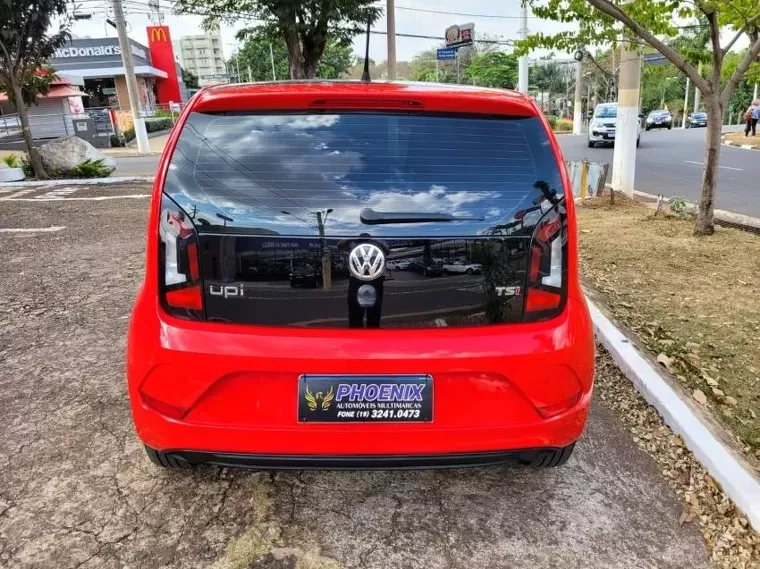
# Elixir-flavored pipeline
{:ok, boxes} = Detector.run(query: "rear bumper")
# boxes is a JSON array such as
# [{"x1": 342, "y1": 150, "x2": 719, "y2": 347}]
[
  {"x1": 150, "y1": 446, "x2": 574, "y2": 470},
  {"x1": 127, "y1": 294, "x2": 595, "y2": 457}
]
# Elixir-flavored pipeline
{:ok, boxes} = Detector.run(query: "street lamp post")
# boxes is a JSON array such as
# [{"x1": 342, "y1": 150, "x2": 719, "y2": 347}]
[{"x1": 316, "y1": 209, "x2": 334, "y2": 290}]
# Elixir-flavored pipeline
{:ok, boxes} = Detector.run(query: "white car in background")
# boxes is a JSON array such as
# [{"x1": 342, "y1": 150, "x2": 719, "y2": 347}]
[
  {"x1": 588, "y1": 103, "x2": 641, "y2": 148},
  {"x1": 442, "y1": 261, "x2": 482, "y2": 275},
  {"x1": 387, "y1": 259, "x2": 411, "y2": 271}
]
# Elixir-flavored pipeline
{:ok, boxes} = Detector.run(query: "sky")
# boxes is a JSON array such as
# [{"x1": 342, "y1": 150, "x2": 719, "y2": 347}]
[{"x1": 67, "y1": 0, "x2": 573, "y2": 63}]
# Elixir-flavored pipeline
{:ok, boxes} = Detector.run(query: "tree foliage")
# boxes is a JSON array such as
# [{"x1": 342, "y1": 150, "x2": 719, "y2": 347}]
[
  {"x1": 230, "y1": 27, "x2": 354, "y2": 81},
  {"x1": 466, "y1": 52, "x2": 518, "y2": 88},
  {"x1": 174, "y1": 0, "x2": 380, "y2": 79},
  {"x1": 517, "y1": 0, "x2": 760, "y2": 236},
  {"x1": 0, "y1": 0, "x2": 71, "y2": 179},
  {"x1": 181, "y1": 67, "x2": 200, "y2": 89}
]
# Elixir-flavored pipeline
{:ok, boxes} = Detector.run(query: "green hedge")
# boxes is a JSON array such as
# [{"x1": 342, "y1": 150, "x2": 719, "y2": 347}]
[{"x1": 146, "y1": 117, "x2": 173, "y2": 132}]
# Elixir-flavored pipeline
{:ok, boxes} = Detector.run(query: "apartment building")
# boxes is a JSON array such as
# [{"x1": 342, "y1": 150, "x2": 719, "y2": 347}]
[{"x1": 177, "y1": 27, "x2": 226, "y2": 85}]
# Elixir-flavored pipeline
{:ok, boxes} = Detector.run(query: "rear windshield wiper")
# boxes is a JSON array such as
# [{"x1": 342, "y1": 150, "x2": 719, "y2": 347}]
[{"x1": 360, "y1": 208, "x2": 485, "y2": 225}]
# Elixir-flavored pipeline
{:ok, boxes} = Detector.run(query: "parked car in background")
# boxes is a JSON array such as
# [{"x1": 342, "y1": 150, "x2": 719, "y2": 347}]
[
  {"x1": 289, "y1": 260, "x2": 321, "y2": 288},
  {"x1": 686, "y1": 112, "x2": 707, "y2": 128},
  {"x1": 443, "y1": 261, "x2": 482, "y2": 275},
  {"x1": 588, "y1": 103, "x2": 641, "y2": 148},
  {"x1": 387, "y1": 259, "x2": 411, "y2": 271},
  {"x1": 410, "y1": 259, "x2": 444, "y2": 278},
  {"x1": 645, "y1": 110, "x2": 672, "y2": 131}
]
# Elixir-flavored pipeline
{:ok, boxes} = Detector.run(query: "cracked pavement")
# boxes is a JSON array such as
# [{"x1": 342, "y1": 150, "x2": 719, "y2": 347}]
[{"x1": 0, "y1": 185, "x2": 714, "y2": 568}]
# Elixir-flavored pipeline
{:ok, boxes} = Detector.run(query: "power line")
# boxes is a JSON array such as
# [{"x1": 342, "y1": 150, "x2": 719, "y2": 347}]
[{"x1": 394, "y1": 4, "x2": 540, "y2": 20}]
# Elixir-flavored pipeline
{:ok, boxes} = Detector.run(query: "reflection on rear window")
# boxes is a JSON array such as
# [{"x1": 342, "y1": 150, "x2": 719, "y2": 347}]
[{"x1": 164, "y1": 112, "x2": 562, "y2": 237}]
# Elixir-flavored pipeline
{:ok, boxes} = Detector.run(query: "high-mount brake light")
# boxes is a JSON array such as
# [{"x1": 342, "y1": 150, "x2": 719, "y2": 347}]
[
  {"x1": 159, "y1": 195, "x2": 204, "y2": 318},
  {"x1": 523, "y1": 205, "x2": 567, "y2": 321}
]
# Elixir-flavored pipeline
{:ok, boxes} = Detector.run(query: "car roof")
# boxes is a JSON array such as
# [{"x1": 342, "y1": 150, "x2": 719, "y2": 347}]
[{"x1": 189, "y1": 80, "x2": 539, "y2": 117}]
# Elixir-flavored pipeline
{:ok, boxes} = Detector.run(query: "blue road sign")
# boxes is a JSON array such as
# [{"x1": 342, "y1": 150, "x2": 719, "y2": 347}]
[
  {"x1": 643, "y1": 53, "x2": 667, "y2": 65},
  {"x1": 437, "y1": 48, "x2": 457, "y2": 60}
]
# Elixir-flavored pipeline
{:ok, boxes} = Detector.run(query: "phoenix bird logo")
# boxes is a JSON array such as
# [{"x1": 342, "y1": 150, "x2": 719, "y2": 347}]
[{"x1": 305, "y1": 386, "x2": 335, "y2": 411}]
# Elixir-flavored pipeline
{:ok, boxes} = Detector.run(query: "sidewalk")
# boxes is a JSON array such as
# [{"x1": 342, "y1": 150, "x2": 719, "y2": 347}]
[{"x1": 723, "y1": 130, "x2": 760, "y2": 150}]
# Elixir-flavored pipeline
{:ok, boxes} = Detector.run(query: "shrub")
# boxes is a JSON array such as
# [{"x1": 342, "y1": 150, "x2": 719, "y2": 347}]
[
  {"x1": 2, "y1": 153, "x2": 22, "y2": 168},
  {"x1": 668, "y1": 196, "x2": 688, "y2": 217},
  {"x1": 67, "y1": 159, "x2": 112, "y2": 179},
  {"x1": 145, "y1": 117, "x2": 173, "y2": 133},
  {"x1": 152, "y1": 109, "x2": 175, "y2": 119},
  {"x1": 21, "y1": 157, "x2": 34, "y2": 178},
  {"x1": 555, "y1": 118, "x2": 573, "y2": 132},
  {"x1": 546, "y1": 115, "x2": 558, "y2": 129},
  {"x1": 110, "y1": 134, "x2": 125, "y2": 147}
]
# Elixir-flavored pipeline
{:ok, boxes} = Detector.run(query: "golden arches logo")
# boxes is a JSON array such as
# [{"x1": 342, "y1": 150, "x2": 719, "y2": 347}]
[{"x1": 150, "y1": 28, "x2": 167, "y2": 42}]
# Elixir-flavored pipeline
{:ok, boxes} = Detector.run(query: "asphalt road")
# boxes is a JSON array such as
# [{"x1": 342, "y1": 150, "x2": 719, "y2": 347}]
[
  {"x1": 0, "y1": 182, "x2": 712, "y2": 568},
  {"x1": 558, "y1": 125, "x2": 760, "y2": 217}
]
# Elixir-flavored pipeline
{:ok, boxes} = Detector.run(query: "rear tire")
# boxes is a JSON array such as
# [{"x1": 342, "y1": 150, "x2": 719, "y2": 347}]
[
  {"x1": 145, "y1": 445, "x2": 192, "y2": 469},
  {"x1": 587, "y1": 141, "x2": 595, "y2": 148},
  {"x1": 526, "y1": 443, "x2": 576, "y2": 468}
]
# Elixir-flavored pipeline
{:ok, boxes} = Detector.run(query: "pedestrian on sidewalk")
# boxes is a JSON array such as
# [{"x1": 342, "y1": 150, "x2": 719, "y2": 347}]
[{"x1": 746, "y1": 100, "x2": 760, "y2": 137}]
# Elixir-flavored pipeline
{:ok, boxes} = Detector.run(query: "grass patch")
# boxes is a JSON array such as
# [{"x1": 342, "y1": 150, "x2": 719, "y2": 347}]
[
  {"x1": 724, "y1": 130, "x2": 760, "y2": 148},
  {"x1": 578, "y1": 196, "x2": 760, "y2": 460}
]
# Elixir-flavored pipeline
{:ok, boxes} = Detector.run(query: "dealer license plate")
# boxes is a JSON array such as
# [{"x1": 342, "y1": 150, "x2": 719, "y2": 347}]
[{"x1": 298, "y1": 375, "x2": 433, "y2": 423}]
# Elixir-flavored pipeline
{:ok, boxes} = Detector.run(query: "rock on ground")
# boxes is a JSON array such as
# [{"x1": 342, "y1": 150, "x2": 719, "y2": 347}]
[{"x1": 37, "y1": 136, "x2": 116, "y2": 174}]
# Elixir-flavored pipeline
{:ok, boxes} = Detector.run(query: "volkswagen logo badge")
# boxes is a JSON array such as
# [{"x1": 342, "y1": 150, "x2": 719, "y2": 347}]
[{"x1": 348, "y1": 243, "x2": 385, "y2": 281}]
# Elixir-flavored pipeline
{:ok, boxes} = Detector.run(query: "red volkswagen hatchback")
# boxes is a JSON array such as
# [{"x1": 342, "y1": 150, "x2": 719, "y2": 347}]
[{"x1": 127, "y1": 81, "x2": 594, "y2": 469}]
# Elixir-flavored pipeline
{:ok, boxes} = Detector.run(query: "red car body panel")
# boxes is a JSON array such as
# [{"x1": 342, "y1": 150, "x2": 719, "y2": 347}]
[{"x1": 127, "y1": 81, "x2": 594, "y2": 463}]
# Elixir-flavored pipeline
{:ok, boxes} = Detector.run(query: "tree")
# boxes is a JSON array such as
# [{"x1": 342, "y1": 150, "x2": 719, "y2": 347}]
[
  {"x1": 230, "y1": 27, "x2": 354, "y2": 81},
  {"x1": 182, "y1": 67, "x2": 200, "y2": 89},
  {"x1": 518, "y1": 0, "x2": 760, "y2": 236},
  {"x1": 466, "y1": 52, "x2": 518, "y2": 88},
  {"x1": 175, "y1": 0, "x2": 380, "y2": 79},
  {"x1": 530, "y1": 60, "x2": 573, "y2": 113},
  {"x1": 0, "y1": 0, "x2": 71, "y2": 179}
]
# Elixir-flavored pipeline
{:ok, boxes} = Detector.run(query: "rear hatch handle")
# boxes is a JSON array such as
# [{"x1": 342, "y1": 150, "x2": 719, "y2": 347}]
[{"x1": 360, "y1": 208, "x2": 484, "y2": 225}]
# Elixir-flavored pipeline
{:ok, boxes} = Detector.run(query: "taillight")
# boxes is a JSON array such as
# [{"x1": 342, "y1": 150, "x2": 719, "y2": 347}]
[
  {"x1": 159, "y1": 195, "x2": 204, "y2": 319},
  {"x1": 523, "y1": 204, "x2": 567, "y2": 322}
]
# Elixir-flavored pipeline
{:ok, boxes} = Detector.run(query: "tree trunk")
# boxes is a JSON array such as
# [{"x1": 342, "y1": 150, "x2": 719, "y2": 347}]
[
  {"x1": 694, "y1": 95, "x2": 723, "y2": 236},
  {"x1": 301, "y1": 34, "x2": 325, "y2": 79},
  {"x1": 285, "y1": 29, "x2": 305, "y2": 80},
  {"x1": 10, "y1": 80, "x2": 47, "y2": 179}
]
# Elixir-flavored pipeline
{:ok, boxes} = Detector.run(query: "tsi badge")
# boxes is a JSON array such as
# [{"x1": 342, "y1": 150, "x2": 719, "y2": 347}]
[{"x1": 348, "y1": 243, "x2": 385, "y2": 280}]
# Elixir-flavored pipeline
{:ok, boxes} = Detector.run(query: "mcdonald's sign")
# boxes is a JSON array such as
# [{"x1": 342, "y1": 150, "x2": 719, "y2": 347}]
[
  {"x1": 147, "y1": 26, "x2": 182, "y2": 104},
  {"x1": 150, "y1": 27, "x2": 168, "y2": 43}
]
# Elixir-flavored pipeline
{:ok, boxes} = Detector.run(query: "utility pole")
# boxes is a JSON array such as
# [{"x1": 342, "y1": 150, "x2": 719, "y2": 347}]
[
  {"x1": 269, "y1": 43, "x2": 277, "y2": 81},
  {"x1": 112, "y1": 0, "x2": 149, "y2": 154},
  {"x1": 611, "y1": 44, "x2": 641, "y2": 198},
  {"x1": 693, "y1": 62, "x2": 702, "y2": 112},
  {"x1": 387, "y1": 0, "x2": 397, "y2": 80},
  {"x1": 235, "y1": 55, "x2": 241, "y2": 83},
  {"x1": 572, "y1": 60, "x2": 584, "y2": 134},
  {"x1": 754, "y1": 83, "x2": 758, "y2": 101},
  {"x1": 518, "y1": 2, "x2": 529, "y2": 93},
  {"x1": 682, "y1": 76, "x2": 690, "y2": 128},
  {"x1": 247, "y1": 66, "x2": 252, "y2": 83},
  {"x1": 456, "y1": 50, "x2": 460, "y2": 84}
]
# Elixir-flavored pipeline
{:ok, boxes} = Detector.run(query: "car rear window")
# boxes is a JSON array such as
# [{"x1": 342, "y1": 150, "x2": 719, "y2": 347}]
[{"x1": 164, "y1": 112, "x2": 563, "y2": 237}]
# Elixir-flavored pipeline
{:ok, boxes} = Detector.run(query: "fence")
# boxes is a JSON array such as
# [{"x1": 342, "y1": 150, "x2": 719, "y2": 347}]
[{"x1": 567, "y1": 160, "x2": 610, "y2": 200}]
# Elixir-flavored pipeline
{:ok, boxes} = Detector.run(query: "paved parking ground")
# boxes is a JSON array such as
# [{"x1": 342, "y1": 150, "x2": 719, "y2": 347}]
[{"x1": 0, "y1": 184, "x2": 713, "y2": 568}]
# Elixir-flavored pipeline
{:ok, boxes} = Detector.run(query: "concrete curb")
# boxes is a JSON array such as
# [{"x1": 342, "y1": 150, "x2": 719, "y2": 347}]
[
  {"x1": 588, "y1": 300, "x2": 760, "y2": 531},
  {"x1": 721, "y1": 136, "x2": 760, "y2": 151},
  {"x1": 602, "y1": 184, "x2": 760, "y2": 233},
  {"x1": 0, "y1": 176, "x2": 153, "y2": 189}
]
